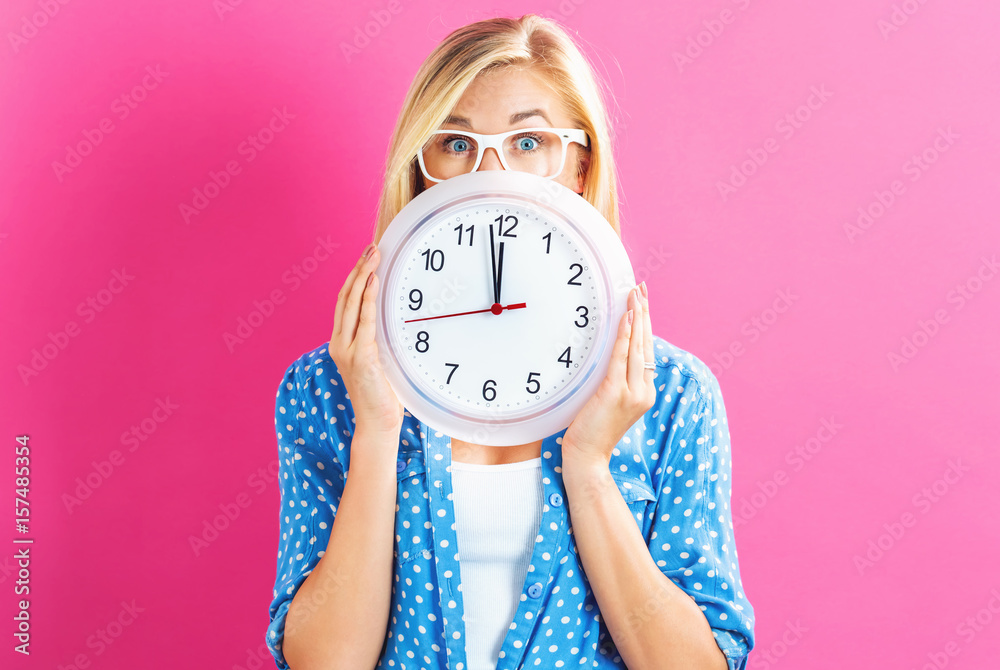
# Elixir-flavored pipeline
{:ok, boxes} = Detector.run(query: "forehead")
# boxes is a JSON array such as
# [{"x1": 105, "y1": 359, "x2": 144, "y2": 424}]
[{"x1": 448, "y1": 66, "x2": 569, "y2": 128}]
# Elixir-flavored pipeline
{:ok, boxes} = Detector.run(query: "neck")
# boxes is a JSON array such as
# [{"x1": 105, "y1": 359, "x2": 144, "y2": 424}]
[{"x1": 450, "y1": 438, "x2": 543, "y2": 466}]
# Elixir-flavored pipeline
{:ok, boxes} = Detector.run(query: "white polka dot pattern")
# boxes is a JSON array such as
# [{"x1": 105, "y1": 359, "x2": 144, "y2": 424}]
[{"x1": 265, "y1": 334, "x2": 755, "y2": 670}]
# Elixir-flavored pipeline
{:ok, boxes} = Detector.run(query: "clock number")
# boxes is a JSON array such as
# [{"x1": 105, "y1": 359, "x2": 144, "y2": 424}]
[
  {"x1": 568, "y1": 263, "x2": 583, "y2": 286},
  {"x1": 574, "y1": 306, "x2": 589, "y2": 327},
  {"x1": 495, "y1": 214, "x2": 517, "y2": 237},
  {"x1": 542, "y1": 232, "x2": 551, "y2": 254},
  {"x1": 445, "y1": 363, "x2": 459, "y2": 384},
  {"x1": 408, "y1": 289, "x2": 423, "y2": 311},
  {"x1": 558, "y1": 346, "x2": 573, "y2": 368},
  {"x1": 454, "y1": 224, "x2": 474, "y2": 246},
  {"x1": 415, "y1": 331, "x2": 429, "y2": 353},
  {"x1": 482, "y1": 379, "x2": 497, "y2": 401},
  {"x1": 525, "y1": 371, "x2": 541, "y2": 394},
  {"x1": 421, "y1": 248, "x2": 445, "y2": 272}
]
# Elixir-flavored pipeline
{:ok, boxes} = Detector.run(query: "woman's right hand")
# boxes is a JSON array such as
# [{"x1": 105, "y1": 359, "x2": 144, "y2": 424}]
[{"x1": 329, "y1": 242, "x2": 405, "y2": 438}]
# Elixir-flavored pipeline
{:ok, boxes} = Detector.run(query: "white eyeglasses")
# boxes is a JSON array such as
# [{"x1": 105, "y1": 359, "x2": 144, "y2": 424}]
[{"x1": 417, "y1": 127, "x2": 589, "y2": 183}]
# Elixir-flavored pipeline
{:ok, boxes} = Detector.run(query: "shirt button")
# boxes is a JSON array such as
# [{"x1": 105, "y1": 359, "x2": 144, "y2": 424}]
[
  {"x1": 548, "y1": 492, "x2": 563, "y2": 507},
  {"x1": 527, "y1": 582, "x2": 543, "y2": 599},
  {"x1": 396, "y1": 459, "x2": 406, "y2": 473}
]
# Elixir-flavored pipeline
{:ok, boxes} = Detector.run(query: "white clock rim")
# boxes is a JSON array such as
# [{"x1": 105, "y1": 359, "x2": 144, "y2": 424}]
[{"x1": 374, "y1": 170, "x2": 635, "y2": 447}]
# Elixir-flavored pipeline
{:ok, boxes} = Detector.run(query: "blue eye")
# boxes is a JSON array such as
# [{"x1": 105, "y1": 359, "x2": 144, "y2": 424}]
[
  {"x1": 518, "y1": 137, "x2": 538, "y2": 151},
  {"x1": 448, "y1": 138, "x2": 470, "y2": 152}
]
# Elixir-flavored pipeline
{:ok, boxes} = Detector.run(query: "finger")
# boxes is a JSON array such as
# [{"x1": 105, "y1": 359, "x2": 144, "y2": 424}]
[
  {"x1": 334, "y1": 243, "x2": 374, "y2": 339},
  {"x1": 340, "y1": 246, "x2": 379, "y2": 345},
  {"x1": 608, "y1": 302, "x2": 633, "y2": 385},
  {"x1": 640, "y1": 281, "x2": 654, "y2": 371},
  {"x1": 626, "y1": 287, "x2": 644, "y2": 391},
  {"x1": 355, "y1": 271, "x2": 379, "y2": 349}
]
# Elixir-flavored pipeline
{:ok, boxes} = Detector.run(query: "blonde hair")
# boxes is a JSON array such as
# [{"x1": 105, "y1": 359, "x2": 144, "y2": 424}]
[{"x1": 372, "y1": 14, "x2": 621, "y2": 244}]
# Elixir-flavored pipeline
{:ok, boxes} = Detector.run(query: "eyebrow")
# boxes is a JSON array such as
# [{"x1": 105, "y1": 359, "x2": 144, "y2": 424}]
[{"x1": 443, "y1": 109, "x2": 552, "y2": 129}]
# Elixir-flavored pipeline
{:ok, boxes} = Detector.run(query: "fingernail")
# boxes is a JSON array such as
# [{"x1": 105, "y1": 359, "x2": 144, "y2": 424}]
[
  {"x1": 626, "y1": 309, "x2": 633, "y2": 326},
  {"x1": 366, "y1": 273, "x2": 374, "y2": 287},
  {"x1": 640, "y1": 281, "x2": 647, "y2": 299},
  {"x1": 363, "y1": 243, "x2": 375, "y2": 259}
]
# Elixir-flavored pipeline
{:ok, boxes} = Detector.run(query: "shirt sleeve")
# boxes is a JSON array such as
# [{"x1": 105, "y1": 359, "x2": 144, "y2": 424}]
[
  {"x1": 646, "y1": 367, "x2": 755, "y2": 670},
  {"x1": 265, "y1": 357, "x2": 349, "y2": 669}
]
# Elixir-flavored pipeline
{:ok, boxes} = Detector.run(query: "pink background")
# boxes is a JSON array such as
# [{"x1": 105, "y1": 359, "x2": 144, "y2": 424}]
[{"x1": 2, "y1": 0, "x2": 999, "y2": 668}]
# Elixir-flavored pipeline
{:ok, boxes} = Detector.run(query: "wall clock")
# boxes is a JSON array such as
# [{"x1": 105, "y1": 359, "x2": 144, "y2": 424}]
[{"x1": 374, "y1": 169, "x2": 635, "y2": 446}]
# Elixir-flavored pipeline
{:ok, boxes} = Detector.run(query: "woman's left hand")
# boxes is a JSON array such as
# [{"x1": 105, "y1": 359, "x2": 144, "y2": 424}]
[{"x1": 562, "y1": 282, "x2": 657, "y2": 468}]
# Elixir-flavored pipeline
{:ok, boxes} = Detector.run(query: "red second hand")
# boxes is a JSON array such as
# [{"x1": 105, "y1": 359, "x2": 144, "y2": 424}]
[{"x1": 404, "y1": 302, "x2": 527, "y2": 323}]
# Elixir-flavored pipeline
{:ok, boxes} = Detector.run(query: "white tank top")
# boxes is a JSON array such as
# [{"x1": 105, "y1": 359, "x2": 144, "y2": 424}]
[{"x1": 450, "y1": 457, "x2": 543, "y2": 670}]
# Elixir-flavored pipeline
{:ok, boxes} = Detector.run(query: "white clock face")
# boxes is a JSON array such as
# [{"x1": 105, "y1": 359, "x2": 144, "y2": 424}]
[
  {"x1": 386, "y1": 202, "x2": 604, "y2": 420},
  {"x1": 375, "y1": 170, "x2": 634, "y2": 446}
]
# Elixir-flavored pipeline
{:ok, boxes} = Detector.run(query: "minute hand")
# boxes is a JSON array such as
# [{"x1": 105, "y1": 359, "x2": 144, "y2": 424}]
[{"x1": 489, "y1": 224, "x2": 500, "y2": 305}]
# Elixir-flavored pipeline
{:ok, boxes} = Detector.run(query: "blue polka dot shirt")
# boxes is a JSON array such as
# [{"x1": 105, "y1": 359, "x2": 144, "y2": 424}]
[{"x1": 267, "y1": 334, "x2": 755, "y2": 669}]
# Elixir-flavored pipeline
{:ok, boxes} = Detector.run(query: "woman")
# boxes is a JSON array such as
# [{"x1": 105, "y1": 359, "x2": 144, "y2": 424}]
[{"x1": 267, "y1": 14, "x2": 754, "y2": 670}]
